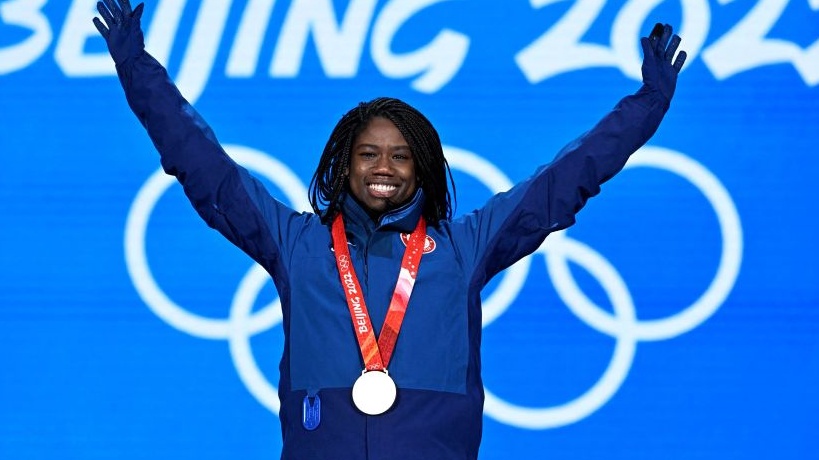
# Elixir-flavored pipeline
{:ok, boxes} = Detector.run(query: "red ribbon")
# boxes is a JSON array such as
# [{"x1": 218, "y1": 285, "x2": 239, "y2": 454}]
[{"x1": 331, "y1": 214, "x2": 426, "y2": 371}]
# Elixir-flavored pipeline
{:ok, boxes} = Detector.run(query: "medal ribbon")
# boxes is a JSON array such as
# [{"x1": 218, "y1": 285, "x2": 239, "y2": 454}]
[{"x1": 331, "y1": 214, "x2": 426, "y2": 371}]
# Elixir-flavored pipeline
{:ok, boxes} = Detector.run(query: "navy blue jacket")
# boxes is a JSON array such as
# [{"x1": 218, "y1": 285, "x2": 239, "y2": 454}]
[{"x1": 115, "y1": 50, "x2": 669, "y2": 460}]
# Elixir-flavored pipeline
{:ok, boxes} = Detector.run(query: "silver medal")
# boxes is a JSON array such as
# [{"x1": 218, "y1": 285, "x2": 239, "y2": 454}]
[{"x1": 352, "y1": 370, "x2": 397, "y2": 415}]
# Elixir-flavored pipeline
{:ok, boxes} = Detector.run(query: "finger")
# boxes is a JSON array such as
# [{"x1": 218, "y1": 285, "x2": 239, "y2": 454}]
[
  {"x1": 657, "y1": 24, "x2": 673, "y2": 53},
  {"x1": 665, "y1": 35, "x2": 682, "y2": 63},
  {"x1": 120, "y1": 0, "x2": 133, "y2": 17},
  {"x1": 673, "y1": 50, "x2": 687, "y2": 73},
  {"x1": 103, "y1": 0, "x2": 123, "y2": 25},
  {"x1": 96, "y1": 1, "x2": 116, "y2": 28},
  {"x1": 132, "y1": 3, "x2": 145, "y2": 21},
  {"x1": 92, "y1": 17, "x2": 110, "y2": 39},
  {"x1": 640, "y1": 36, "x2": 652, "y2": 59},
  {"x1": 648, "y1": 22, "x2": 663, "y2": 43}
]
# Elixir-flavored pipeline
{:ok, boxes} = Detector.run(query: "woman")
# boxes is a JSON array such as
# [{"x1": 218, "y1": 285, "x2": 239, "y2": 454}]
[{"x1": 94, "y1": 1, "x2": 686, "y2": 458}]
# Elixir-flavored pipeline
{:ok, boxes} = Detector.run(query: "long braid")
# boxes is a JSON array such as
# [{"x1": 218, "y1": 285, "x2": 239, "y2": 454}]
[
  {"x1": 309, "y1": 97, "x2": 456, "y2": 224},
  {"x1": 386, "y1": 113, "x2": 453, "y2": 223},
  {"x1": 309, "y1": 112, "x2": 356, "y2": 220}
]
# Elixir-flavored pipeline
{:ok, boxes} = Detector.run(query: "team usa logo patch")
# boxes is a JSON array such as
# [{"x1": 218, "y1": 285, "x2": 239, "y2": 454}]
[{"x1": 400, "y1": 233, "x2": 436, "y2": 254}]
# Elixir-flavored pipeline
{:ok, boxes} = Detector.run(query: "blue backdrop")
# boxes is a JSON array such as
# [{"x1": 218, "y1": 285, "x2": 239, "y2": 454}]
[{"x1": 1, "y1": 1, "x2": 817, "y2": 458}]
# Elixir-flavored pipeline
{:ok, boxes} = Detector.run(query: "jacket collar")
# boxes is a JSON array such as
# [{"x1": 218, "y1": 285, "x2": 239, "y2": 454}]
[{"x1": 341, "y1": 189, "x2": 425, "y2": 234}]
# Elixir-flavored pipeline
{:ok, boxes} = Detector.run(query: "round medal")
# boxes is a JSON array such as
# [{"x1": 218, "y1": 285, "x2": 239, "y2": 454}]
[{"x1": 352, "y1": 370, "x2": 397, "y2": 415}]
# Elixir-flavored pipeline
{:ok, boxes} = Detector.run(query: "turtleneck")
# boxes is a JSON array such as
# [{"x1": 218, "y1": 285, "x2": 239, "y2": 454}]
[{"x1": 340, "y1": 188, "x2": 426, "y2": 236}]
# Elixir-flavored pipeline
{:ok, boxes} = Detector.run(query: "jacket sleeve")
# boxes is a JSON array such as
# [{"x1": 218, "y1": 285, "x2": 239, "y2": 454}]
[
  {"x1": 454, "y1": 85, "x2": 670, "y2": 284},
  {"x1": 114, "y1": 50, "x2": 305, "y2": 274}
]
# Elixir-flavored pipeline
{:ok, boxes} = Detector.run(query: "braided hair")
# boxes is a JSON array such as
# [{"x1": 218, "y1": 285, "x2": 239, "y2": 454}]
[{"x1": 309, "y1": 97, "x2": 456, "y2": 225}]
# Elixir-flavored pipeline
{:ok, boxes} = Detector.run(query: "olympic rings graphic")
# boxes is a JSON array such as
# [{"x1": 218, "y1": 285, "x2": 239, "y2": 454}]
[
  {"x1": 483, "y1": 146, "x2": 743, "y2": 428},
  {"x1": 124, "y1": 145, "x2": 309, "y2": 340},
  {"x1": 124, "y1": 143, "x2": 743, "y2": 428},
  {"x1": 339, "y1": 255, "x2": 350, "y2": 272}
]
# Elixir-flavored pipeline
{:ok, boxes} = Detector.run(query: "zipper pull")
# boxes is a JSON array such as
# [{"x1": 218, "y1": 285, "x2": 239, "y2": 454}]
[{"x1": 302, "y1": 390, "x2": 321, "y2": 431}]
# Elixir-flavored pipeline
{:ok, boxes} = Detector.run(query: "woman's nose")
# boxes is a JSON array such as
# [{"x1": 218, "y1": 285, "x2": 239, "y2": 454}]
[{"x1": 372, "y1": 154, "x2": 393, "y2": 173}]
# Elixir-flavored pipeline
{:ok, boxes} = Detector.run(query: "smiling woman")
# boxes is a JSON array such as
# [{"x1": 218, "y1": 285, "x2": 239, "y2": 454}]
[
  {"x1": 309, "y1": 96, "x2": 455, "y2": 227},
  {"x1": 348, "y1": 117, "x2": 418, "y2": 219},
  {"x1": 92, "y1": 0, "x2": 687, "y2": 458}
]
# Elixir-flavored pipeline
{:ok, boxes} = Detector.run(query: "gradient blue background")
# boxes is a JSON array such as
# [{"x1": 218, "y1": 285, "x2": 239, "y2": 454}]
[{"x1": 1, "y1": 1, "x2": 817, "y2": 459}]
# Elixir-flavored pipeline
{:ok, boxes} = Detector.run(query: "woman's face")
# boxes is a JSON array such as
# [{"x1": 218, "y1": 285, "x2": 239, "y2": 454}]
[{"x1": 348, "y1": 117, "x2": 418, "y2": 217}]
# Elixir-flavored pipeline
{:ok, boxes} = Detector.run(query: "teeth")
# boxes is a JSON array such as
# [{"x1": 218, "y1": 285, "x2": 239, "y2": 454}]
[{"x1": 369, "y1": 184, "x2": 397, "y2": 193}]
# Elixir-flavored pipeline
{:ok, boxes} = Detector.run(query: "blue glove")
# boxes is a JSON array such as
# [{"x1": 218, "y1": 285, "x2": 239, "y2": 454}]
[
  {"x1": 93, "y1": 0, "x2": 146, "y2": 66},
  {"x1": 641, "y1": 23, "x2": 687, "y2": 104}
]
